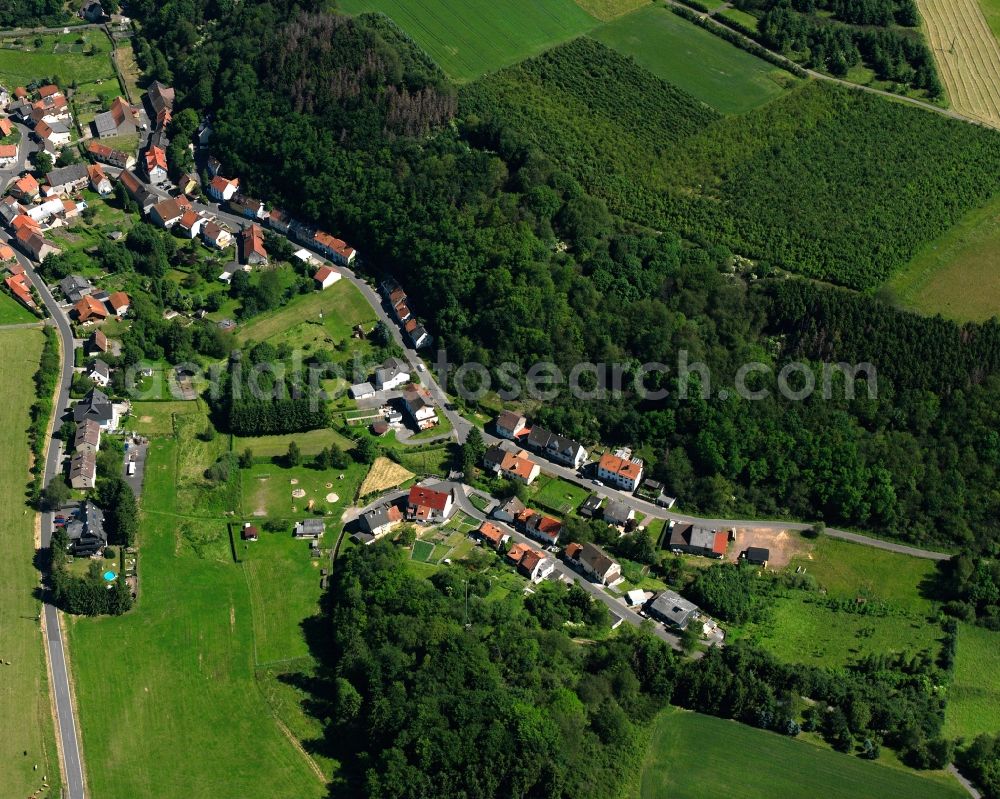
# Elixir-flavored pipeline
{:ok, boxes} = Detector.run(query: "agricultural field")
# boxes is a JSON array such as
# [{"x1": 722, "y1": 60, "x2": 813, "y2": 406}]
[
  {"x1": 68, "y1": 422, "x2": 332, "y2": 798},
  {"x1": 978, "y1": 0, "x2": 1000, "y2": 39},
  {"x1": 885, "y1": 191, "x2": 1000, "y2": 321},
  {"x1": 574, "y1": 0, "x2": 651, "y2": 20},
  {"x1": 591, "y1": 5, "x2": 794, "y2": 114},
  {"x1": 918, "y1": 0, "x2": 1000, "y2": 129},
  {"x1": 944, "y1": 623, "x2": 1000, "y2": 739},
  {"x1": 0, "y1": 291, "x2": 37, "y2": 324},
  {"x1": 0, "y1": 329, "x2": 61, "y2": 799},
  {"x1": 358, "y1": 456, "x2": 415, "y2": 497},
  {"x1": 337, "y1": 0, "x2": 600, "y2": 81},
  {"x1": 638, "y1": 710, "x2": 967, "y2": 799}
]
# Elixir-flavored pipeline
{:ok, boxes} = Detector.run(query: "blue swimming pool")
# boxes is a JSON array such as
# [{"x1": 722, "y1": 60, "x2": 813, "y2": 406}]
[{"x1": 103, "y1": 571, "x2": 116, "y2": 581}]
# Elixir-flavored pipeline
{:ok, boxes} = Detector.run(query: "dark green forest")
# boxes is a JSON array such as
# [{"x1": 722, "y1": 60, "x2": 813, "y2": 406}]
[
  {"x1": 122, "y1": 0, "x2": 1000, "y2": 555},
  {"x1": 0, "y1": 0, "x2": 66, "y2": 28}
]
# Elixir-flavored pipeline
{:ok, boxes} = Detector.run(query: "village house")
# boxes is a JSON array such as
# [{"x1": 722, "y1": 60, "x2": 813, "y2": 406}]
[
  {"x1": 118, "y1": 170, "x2": 157, "y2": 212},
  {"x1": 201, "y1": 220, "x2": 233, "y2": 249},
  {"x1": 525, "y1": 426, "x2": 588, "y2": 470},
  {"x1": 15, "y1": 227, "x2": 59, "y2": 261},
  {"x1": 34, "y1": 119, "x2": 70, "y2": 147},
  {"x1": 403, "y1": 386, "x2": 438, "y2": 430},
  {"x1": 207, "y1": 175, "x2": 239, "y2": 201},
  {"x1": 143, "y1": 145, "x2": 168, "y2": 183},
  {"x1": 578, "y1": 494, "x2": 603, "y2": 519},
  {"x1": 12, "y1": 173, "x2": 39, "y2": 202},
  {"x1": 516, "y1": 508, "x2": 562, "y2": 546},
  {"x1": 311, "y1": 230, "x2": 356, "y2": 265},
  {"x1": 238, "y1": 223, "x2": 267, "y2": 265},
  {"x1": 0, "y1": 245, "x2": 17, "y2": 263},
  {"x1": 0, "y1": 195, "x2": 24, "y2": 226},
  {"x1": 74, "y1": 295, "x2": 109, "y2": 323},
  {"x1": 80, "y1": 1, "x2": 108, "y2": 23},
  {"x1": 26, "y1": 196, "x2": 66, "y2": 224},
  {"x1": 495, "y1": 410, "x2": 527, "y2": 439},
  {"x1": 648, "y1": 590, "x2": 700, "y2": 630},
  {"x1": 0, "y1": 117, "x2": 14, "y2": 137},
  {"x1": 0, "y1": 143, "x2": 17, "y2": 167},
  {"x1": 597, "y1": 451, "x2": 644, "y2": 492},
  {"x1": 176, "y1": 210, "x2": 204, "y2": 239},
  {"x1": 404, "y1": 318, "x2": 432, "y2": 349},
  {"x1": 177, "y1": 172, "x2": 199, "y2": 195},
  {"x1": 69, "y1": 449, "x2": 97, "y2": 489},
  {"x1": 108, "y1": 291, "x2": 130, "y2": 317},
  {"x1": 73, "y1": 387, "x2": 117, "y2": 430},
  {"x1": 86, "y1": 140, "x2": 136, "y2": 170},
  {"x1": 45, "y1": 164, "x2": 90, "y2": 196},
  {"x1": 59, "y1": 274, "x2": 93, "y2": 303},
  {"x1": 11, "y1": 214, "x2": 40, "y2": 236},
  {"x1": 313, "y1": 265, "x2": 340, "y2": 290},
  {"x1": 150, "y1": 197, "x2": 184, "y2": 229},
  {"x1": 4, "y1": 271, "x2": 35, "y2": 309},
  {"x1": 86, "y1": 163, "x2": 112, "y2": 196},
  {"x1": 267, "y1": 207, "x2": 291, "y2": 234},
  {"x1": 577, "y1": 542, "x2": 621, "y2": 585},
  {"x1": 87, "y1": 329, "x2": 110, "y2": 356},
  {"x1": 636, "y1": 478, "x2": 676, "y2": 508},
  {"x1": 74, "y1": 419, "x2": 101, "y2": 454},
  {"x1": 406, "y1": 485, "x2": 454, "y2": 523},
  {"x1": 349, "y1": 381, "x2": 376, "y2": 401},
  {"x1": 65, "y1": 501, "x2": 106, "y2": 556},
  {"x1": 88, "y1": 359, "x2": 111, "y2": 387},
  {"x1": 667, "y1": 522, "x2": 727, "y2": 559},
  {"x1": 374, "y1": 356, "x2": 410, "y2": 391},
  {"x1": 506, "y1": 543, "x2": 554, "y2": 583},
  {"x1": 602, "y1": 498, "x2": 634, "y2": 528},
  {"x1": 293, "y1": 519, "x2": 326, "y2": 539},
  {"x1": 93, "y1": 96, "x2": 136, "y2": 139},
  {"x1": 492, "y1": 495, "x2": 526, "y2": 524},
  {"x1": 228, "y1": 194, "x2": 267, "y2": 220},
  {"x1": 475, "y1": 521, "x2": 509, "y2": 550},
  {"x1": 145, "y1": 81, "x2": 174, "y2": 128},
  {"x1": 358, "y1": 503, "x2": 404, "y2": 539},
  {"x1": 483, "y1": 444, "x2": 540, "y2": 485}
]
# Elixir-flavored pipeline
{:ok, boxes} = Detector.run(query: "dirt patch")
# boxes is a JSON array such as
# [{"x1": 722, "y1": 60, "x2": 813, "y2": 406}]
[
  {"x1": 727, "y1": 527, "x2": 812, "y2": 569},
  {"x1": 139, "y1": 415, "x2": 153, "y2": 423},
  {"x1": 325, "y1": 492, "x2": 339, "y2": 503},
  {"x1": 291, "y1": 488, "x2": 306, "y2": 499}
]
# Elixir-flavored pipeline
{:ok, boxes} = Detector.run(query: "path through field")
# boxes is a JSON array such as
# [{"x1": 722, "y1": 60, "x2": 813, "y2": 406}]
[{"x1": 919, "y1": 0, "x2": 1000, "y2": 128}]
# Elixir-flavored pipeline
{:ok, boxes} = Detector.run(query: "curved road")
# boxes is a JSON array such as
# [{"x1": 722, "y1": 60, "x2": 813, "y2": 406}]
[{"x1": 6, "y1": 234, "x2": 87, "y2": 799}]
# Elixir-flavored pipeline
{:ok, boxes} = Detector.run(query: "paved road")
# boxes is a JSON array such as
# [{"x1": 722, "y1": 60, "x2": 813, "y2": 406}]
[
  {"x1": 0, "y1": 122, "x2": 38, "y2": 190},
  {"x1": 6, "y1": 235, "x2": 88, "y2": 799}
]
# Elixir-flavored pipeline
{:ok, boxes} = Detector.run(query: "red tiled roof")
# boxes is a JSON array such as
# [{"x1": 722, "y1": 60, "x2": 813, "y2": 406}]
[
  {"x1": 313, "y1": 265, "x2": 334, "y2": 282},
  {"x1": 11, "y1": 214, "x2": 39, "y2": 232},
  {"x1": 0, "y1": 244, "x2": 18, "y2": 262},
  {"x1": 478, "y1": 521, "x2": 504, "y2": 546},
  {"x1": 407, "y1": 485, "x2": 451, "y2": 512},
  {"x1": 5, "y1": 273, "x2": 33, "y2": 306},
  {"x1": 38, "y1": 84, "x2": 59, "y2": 98},
  {"x1": 14, "y1": 174, "x2": 38, "y2": 196},
  {"x1": 0, "y1": 118, "x2": 13, "y2": 136},
  {"x1": 712, "y1": 531, "x2": 728, "y2": 557},
  {"x1": 0, "y1": 144, "x2": 17, "y2": 159},
  {"x1": 145, "y1": 145, "x2": 167, "y2": 171},
  {"x1": 313, "y1": 230, "x2": 355, "y2": 259},
  {"x1": 564, "y1": 542, "x2": 583, "y2": 560},
  {"x1": 87, "y1": 163, "x2": 107, "y2": 184},
  {"x1": 178, "y1": 210, "x2": 200, "y2": 229},
  {"x1": 108, "y1": 291, "x2": 129, "y2": 312},
  {"x1": 519, "y1": 549, "x2": 545, "y2": 573},
  {"x1": 74, "y1": 295, "x2": 108, "y2": 322},
  {"x1": 506, "y1": 542, "x2": 531, "y2": 564},
  {"x1": 239, "y1": 223, "x2": 267, "y2": 261},
  {"x1": 598, "y1": 452, "x2": 643, "y2": 482}
]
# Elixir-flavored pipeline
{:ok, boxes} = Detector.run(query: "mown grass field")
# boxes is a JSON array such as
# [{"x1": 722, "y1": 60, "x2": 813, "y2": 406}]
[
  {"x1": 885, "y1": 191, "x2": 1000, "y2": 321},
  {"x1": 338, "y1": 0, "x2": 600, "y2": 81},
  {"x1": 0, "y1": 291, "x2": 37, "y2": 324},
  {"x1": 978, "y1": 0, "x2": 1000, "y2": 39},
  {"x1": 591, "y1": 5, "x2": 794, "y2": 113},
  {"x1": 68, "y1": 429, "x2": 329, "y2": 799},
  {"x1": 944, "y1": 622, "x2": 1000, "y2": 740},
  {"x1": 0, "y1": 329, "x2": 61, "y2": 798},
  {"x1": 530, "y1": 473, "x2": 590, "y2": 515},
  {"x1": 234, "y1": 427, "x2": 355, "y2": 459},
  {"x1": 575, "y1": 0, "x2": 651, "y2": 20},
  {"x1": 638, "y1": 709, "x2": 967, "y2": 799}
]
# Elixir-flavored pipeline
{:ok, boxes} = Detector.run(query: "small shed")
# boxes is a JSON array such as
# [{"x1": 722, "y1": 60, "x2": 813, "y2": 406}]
[
  {"x1": 743, "y1": 546, "x2": 770, "y2": 568},
  {"x1": 241, "y1": 523, "x2": 258, "y2": 541}
]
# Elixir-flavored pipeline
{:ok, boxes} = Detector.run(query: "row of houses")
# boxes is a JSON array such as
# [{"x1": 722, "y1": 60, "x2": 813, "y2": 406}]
[
  {"x1": 564, "y1": 541, "x2": 621, "y2": 586},
  {"x1": 495, "y1": 412, "x2": 589, "y2": 471},
  {"x1": 491, "y1": 496, "x2": 563, "y2": 547},
  {"x1": 59, "y1": 274, "x2": 130, "y2": 324},
  {"x1": 3, "y1": 261, "x2": 37, "y2": 311},
  {"x1": 7, "y1": 83, "x2": 72, "y2": 151},
  {"x1": 70, "y1": 418, "x2": 102, "y2": 490},
  {"x1": 378, "y1": 278, "x2": 433, "y2": 350}
]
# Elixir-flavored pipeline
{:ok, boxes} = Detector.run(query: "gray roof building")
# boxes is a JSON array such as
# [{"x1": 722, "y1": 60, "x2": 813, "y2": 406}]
[
  {"x1": 648, "y1": 590, "x2": 699, "y2": 630},
  {"x1": 293, "y1": 519, "x2": 326, "y2": 539},
  {"x1": 60, "y1": 274, "x2": 93, "y2": 303},
  {"x1": 73, "y1": 388, "x2": 113, "y2": 425},
  {"x1": 46, "y1": 163, "x2": 89, "y2": 191},
  {"x1": 65, "y1": 501, "x2": 107, "y2": 556}
]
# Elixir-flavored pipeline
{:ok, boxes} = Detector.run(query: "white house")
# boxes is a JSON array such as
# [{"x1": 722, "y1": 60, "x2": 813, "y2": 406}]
[
  {"x1": 207, "y1": 175, "x2": 239, "y2": 201},
  {"x1": 313, "y1": 265, "x2": 340, "y2": 289},
  {"x1": 0, "y1": 143, "x2": 18, "y2": 167},
  {"x1": 597, "y1": 452, "x2": 644, "y2": 492},
  {"x1": 495, "y1": 410, "x2": 527, "y2": 439},
  {"x1": 374, "y1": 357, "x2": 410, "y2": 391},
  {"x1": 349, "y1": 382, "x2": 376, "y2": 401},
  {"x1": 87, "y1": 359, "x2": 111, "y2": 387}
]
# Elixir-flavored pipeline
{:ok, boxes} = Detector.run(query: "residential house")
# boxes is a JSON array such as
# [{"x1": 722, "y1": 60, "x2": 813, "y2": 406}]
[
  {"x1": 10, "y1": 214, "x2": 40, "y2": 235},
  {"x1": 475, "y1": 521, "x2": 509, "y2": 550},
  {"x1": 602, "y1": 499, "x2": 634, "y2": 528},
  {"x1": 238, "y1": 223, "x2": 267, "y2": 265},
  {"x1": 518, "y1": 510, "x2": 562, "y2": 546},
  {"x1": 201, "y1": 221, "x2": 232, "y2": 249},
  {"x1": 403, "y1": 386, "x2": 438, "y2": 430},
  {"x1": 80, "y1": 1, "x2": 108, "y2": 22},
  {"x1": 648, "y1": 590, "x2": 700, "y2": 630},
  {"x1": 667, "y1": 522, "x2": 727, "y2": 559},
  {"x1": 15, "y1": 227, "x2": 59, "y2": 261},
  {"x1": 293, "y1": 519, "x2": 326, "y2": 539},
  {"x1": 374, "y1": 356, "x2": 410, "y2": 391},
  {"x1": 26, "y1": 196, "x2": 66, "y2": 223},
  {"x1": 564, "y1": 542, "x2": 583, "y2": 563},
  {"x1": 74, "y1": 295, "x2": 109, "y2": 323},
  {"x1": 495, "y1": 410, "x2": 527, "y2": 439},
  {"x1": 358, "y1": 503, "x2": 403, "y2": 538},
  {"x1": 93, "y1": 96, "x2": 136, "y2": 139},
  {"x1": 578, "y1": 542, "x2": 621, "y2": 585},
  {"x1": 86, "y1": 140, "x2": 135, "y2": 170},
  {"x1": 34, "y1": 120, "x2": 70, "y2": 147},
  {"x1": 87, "y1": 329, "x2": 110, "y2": 356},
  {"x1": 0, "y1": 245, "x2": 18, "y2": 263},
  {"x1": 578, "y1": 494, "x2": 603, "y2": 519},
  {"x1": 206, "y1": 156, "x2": 223, "y2": 176},
  {"x1": 177, "y1": 172, "x2": 199, "y2": 195},
  {"x1": 492, "y1": 496, "x2": 526, "y2": 524},
  {"x1": 45, "y1": 164, "x2": 90, "y2": 196},
  {"x1": 150, "y1": 197, "x2": 184, "y2": 228},
  {"x1": 69, "y1": 449, "x2": 97, "y2": 489},
  {"x1": 392, "y1": 299, "x2": 411, "y2": 323},
  {"x1": 88, "y1": 359, "x2": 111, "y2": 387},
  {"x1": 59, "y1": 274, "x2": 93, "y2": 303},
  {"x1": 0, "y1": 117, "x2": 13, "y2": 137},
  {"x1": 349, "y1": 382, "x2": 376, "y2": 401},
  {"x1": 207, "y1": 175, "x2": 239, "y2": 201},
  {"x1": 241, "y1": 523, "x2": 259, "y2": 542},
  {"x1": 176, "y1": 210, "x2": 204, "y2": 239},
  {"x1": 525, "y1": 426, "x2": 588, "y2": 470},
  {"x1": 517, "y1": 548, "x2": 555, "y2": 583},
  {"x1": 12, "y1": 173, "x2": 39, "y2": 202},
  {"x1": 0, "y1": 143, "x2": 17, "y2": 167},
  {"x1": 118, "y1": 170, "x2": 157, "y2": 212},
  {"x1": 64, "y1": 501, "x2": 107, "y2": 556},
  {"x1": 107, "y1": 291, "x2": 130, "y2": 317},
  {"x1": 636, "y1": 478, "x2": 676, "y2": 509},
  {"x1": 267, "y1": 207, "x2": 290, "y2": 234},
  {"x1": 313, "y1": 265, "x2": 340, "y2": 290},
  {"x1": 143, "y1": 146, "x2": 167, "y2": 183},
  {"x1": 228, "y1": 195, "x2": 266, "y2": 220},
  {"x1": 625, "y1": 589, "x2": 648, "y2": 607},
  {"x1": 404, "y1": 318, "x2": 432, "y2": 349},
  {"x1": 73, "y1": 388, "x2": 117, "y2": 430},
  {"x1": 87, "y1": 164, "x2": 112, "y2": 196},
  {"x1": 74, "y1": 419, "x2": 101, "y2": 454},
  {"x1": 742, "y1": 547, "x2": 770, "y2": 568},
  {"x1": 482, "y1": 445, "x2": 540, "y2": 485},
  {"x1": 597, "y1": 451, "x2": 644, "y2": 492},
  {"x1": 0, "y1": 195, "x2": 24, "y2": 226},
  {"x1": 145, "y1": 81, "x2": 174, "y2": 127},
  {"x1": 311, "y1": 230, "x2": 356, "y2": 265},
  {"x1": 406, "y1": 485, "x2": 454, "y2": 523},
  {"x1": 4, "y1": 272, "x2": 35, "y2": 309},
  {"x1": 506, "y1": 542, "x2": 532, "y2": 568}
]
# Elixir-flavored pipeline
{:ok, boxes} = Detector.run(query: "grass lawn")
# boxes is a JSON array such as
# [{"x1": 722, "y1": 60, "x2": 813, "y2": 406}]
[
  {"x1": 234, "y1": 279, "x2": 376, "y2": 349},
  {"x1": 240, "y1": 459, "x2": 368, "y2": 520},
  {"x1": 395, "y1": 443, "x2": 456, "y2": 478},
  {"x1": 978, "y1": 0, "x2": 1000, "y2": 41},
  {"x1": 638, "y1": 709, "x2": 967, "y2": 799},
  {"x1": 530, "y1": 473, "x2": 590, "y2": 515},
  {"x1": 411, "y1": 540, "x2": 434, "y2": 562},
  {"x1": 67, "y1": 438, "x2": 328, "y2": 799},
  {"x1": 0, "y1": 291, "x2": 37, "y2": 324},
  {"x1": 884, "y1": 191, "x2": 1000, "y2": 321},
  {"x1": 718, "y1": 6, "x2": 759, "y2": 28},
  {"x1": 746, "y1": 595, "x2": 943, "y2": 667},
  {"x1": 591, "y1": 5, "x2": 795, "y2": 114},
  {"x1": 234, "y1": 427, "x2": 355, "y2": 459},
  {"x1": 944, "y1": 622, "x2": 1000, "y2": 740},
  {"x1": 0, "y1": 329, "x2": 61, "y2": 798},
  {"x1": 123, "y1": 400, "x2": 202, "y2": 437},
  {"x1": 338, "y1": 0, "x2": 600, "y2": 82}
]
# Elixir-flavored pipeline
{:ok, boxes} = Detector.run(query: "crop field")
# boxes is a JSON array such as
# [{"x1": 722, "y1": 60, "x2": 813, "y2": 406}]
[
  {"x1": 638, "y1": 710, "x2": 967, "y2": 799},
  {"x1": 943, "y1": 622, "x2": 1000, "y2": 739},
  {"x1": 575, "y1": 0, "x2": 651, "y2": 20},
  {"x1": 918, "y1": 0, "x2": 1000, "y2": 128},
  {"x1": 337, "y1": 0, "x2": 599, "y2": 81},
  {"x1": 591, "y1": 5, "x2": 793, "y2": 113},
  {"x1": 885, "y1": 191, "x2": 1000, "y2": 321},
  {"x1": 68, "y1": 434, "x2": 329, "y2": 798},
  {"x1": 358, "y1": 456, "x2": 415, "y2": 497},
  {"x1": 0, "y1": 330, "x2": 61, "y2": 799}
]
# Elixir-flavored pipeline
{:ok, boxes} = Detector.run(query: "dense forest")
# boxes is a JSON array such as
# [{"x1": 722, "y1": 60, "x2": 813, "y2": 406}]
[
  {"x1": 0, "y1": 0, "x2": 66, "y2": 28},
  {"x1": 122, "y1": 0, "x2": 1000, "y2": 554}
]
